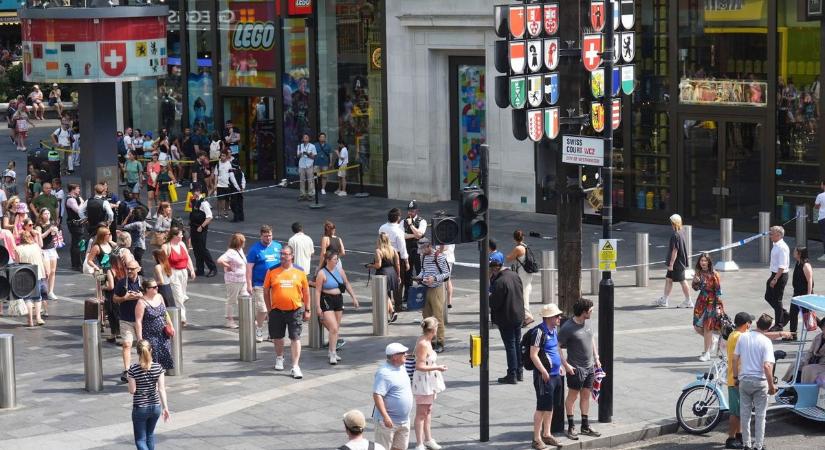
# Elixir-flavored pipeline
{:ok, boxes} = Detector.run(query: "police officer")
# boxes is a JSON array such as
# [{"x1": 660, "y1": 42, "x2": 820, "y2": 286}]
[
  {"x1": 228, "y1": 159, "x2": 246, "y2": 223},
  {"x1": 402, "y1": 200, "x2": 427, "y2": 303},
  {"x1": 189, "y1": 184, "x2": 217, "y2": 277}
]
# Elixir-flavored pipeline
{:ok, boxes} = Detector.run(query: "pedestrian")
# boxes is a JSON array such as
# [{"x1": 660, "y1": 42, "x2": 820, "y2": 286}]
[
  {"x1": 489, "y1": 252, "x2": 525, "y2": 384},
  {"x1": 692, "y1": 253, "x2": 726, "y2": 361},
  {"x1": 29, "y1": 85, "x2": 45, "y2": 120},
  {"x1": 114, "y1": 259, "x2": 144, "y2": 382},
  {"x1": 815, "y1": 181, "x2": 825, "y2": 261},
  {"x1": 11, "y1": 102, "x2": 33, "y2": 151},
  {"x1": 725, "y1": 312, "x2": 753, "y2": 449},
  {"x1": 263, "y1": 245, "x2": 310, "y2": 379},
  {"x1": 412, "y1": 317, "x2": 447, "y2": 450},
  {"x1": 124, "y1": 151, "x2": 144, "y2": 200},
  {"x1": 764, "y1": 225, "x2": 790, "y2": 330},
  {"x1": 314, "y1": 250, "x2": 359, "y2": 365},
  {"x1": 151, "y1": 202, "x2": 172, "y2": 247},
  {"x1": 315, "y1": 132, "x2": 332, "y2": 195},
  {"x1": 506, "y1": 229, "x2": 535, "y2": 325},
  {"x1": 379, "y1": 208, "x2": 409, "y2": 312},
  {"x1": 558, "y1": 299, "x2": 601, "y2": 441},
  {"x1": 122, "y1": 206, "x2": 149, "y2": 267},
  {"x1": 223, "y1": 119, "x2": 240, "y2": 156},
  {"x1": 134, "y1": 279, "x2": 174, "y2": 371},
  {"x1": 188, "y1": 185, "x2": 216, "y2": 277},
  {"x1": 192, "y1": 153, "x2": 215, "y2": 197},
  {"x1": 87, "y1": 226, "x2": 118, "y2": 340},
  {"x1": 288, "y1": 222, "x2": 314, "y2": 275},
  {"x1": 786, "y1": 317, "x2": 825, "y2": 383},
  {"x1": 16, "y1": 230, "x2": 46, "y2": 327},
  {"x1": 80, "y1": 183, "x2": 114, "y2": 237},
  {"x1": 367, "y1": 232, "x2": 400, "y2": 323},
  {"x1": 334, "y1": 139, "x2": 349, "y2": 196},
  {"x1": 341, "y1": 409, "x2": 386, "y2": 450},
  {"x1": 297, "y1": 133, "x2": 316, "y2": 201},
  {"x1": 733, "y1": 313, "x2": 778, "y2": 450},
  {"x1": 145, "y1": 153, "x2": 161, "y2": 218},
  {"x1": 215, "y1": 150, "x2": 233, "y2": 219},
  {"x1": 217, "y1": 232, "x2": 247, "y2": 329},
  {"x1": 789, "y1": 246, "x2": 814, "y2": 337},
  {"x1": 436, "y1": 244, "x2": 455, "y2": 309},
  {"x1": 31, "y1": 181, "x2": 59, "y2": 221},
  {"x1": 319, "y1": 219, "x2": 346, "y2": 269},
  {"x1": 151, "y1": 249, "x2": 175, "y2": 308},
  {"x1": 48, "y1": 83, "x2": 63, "y2": 116},
  {"x1": 418, "y1": 238, "x2": 451, "y2": 353},
  {"x1": 65, "y1": 183, "x2": 84, "y2": 271},
  {"x1": 528, "y1": 303, "x2": 564, "y2": 449},
  {"x1": 373, "y1": 342, "x2": 414, "y2": 450},
  {"x1": 403, "y1": 201, "x2": 427, "y2": 305},
  {"x1": 246, "y1": 224, "x2": 282, "y2": 343},
  {"x1": 128, "y1": 340, "x2": 170, "y2": 450},
  {"x1": 34, "y1": 208, "x2": 59, "y2": 302},
  {"x1": 3, "y1": 166, "x2": 17, "y2": 198},
  {"x1": 162, "y1": 227, "x2": 195, "y2": 326},
  {"x1": 228, "y1": 160, "x2": 246, "y2": 222},
  {"x1": 654, "y1": 214, "x2": 692, "y2": 308}
]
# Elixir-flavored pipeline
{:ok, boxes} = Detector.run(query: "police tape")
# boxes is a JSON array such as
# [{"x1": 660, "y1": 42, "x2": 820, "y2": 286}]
[
  {"x1": 315, "y1": 164, "x2": 361, "y2": 177},
  {"x1": 38, "y1": 140, "x2": 79, "y2": 154}
]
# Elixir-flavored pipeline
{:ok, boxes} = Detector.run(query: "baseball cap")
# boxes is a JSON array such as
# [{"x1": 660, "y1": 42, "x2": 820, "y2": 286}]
[
  {"x1": 342, "y1": 409, "x2": 366, "y2": 433},
  {"x1": 385, "y1": 342, "x2": 408, "y2": 356},
  {"x1": 417, "y1": 237, "x2": 431, "y2": 247},
  {"x1": 145, "y1": 131, "x2": 153, "y2": 138},
  {"x1": 408, "y1": 200, "x2": 418, "y2": 210},
  {"x1": 539, "y1": 303, "x2": 563, "y2": 318},
  {"x1": 734, "y1": 312, "x2": 755, "y2": 327},
  {"x1": 489, "y1": 252, "x2": 505, "y2": 266},
  {"x1": 3, "y1": 169, "x2": 15, "y2": 179}
]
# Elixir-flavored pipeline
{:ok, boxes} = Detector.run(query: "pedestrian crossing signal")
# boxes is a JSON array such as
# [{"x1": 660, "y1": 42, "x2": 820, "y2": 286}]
[{"x1": 460, "y1": 188, "x2": 488, "y2": 242}]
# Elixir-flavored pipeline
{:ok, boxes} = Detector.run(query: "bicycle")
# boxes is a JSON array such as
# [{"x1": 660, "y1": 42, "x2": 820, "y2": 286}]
[{"x1": 676, "y1": 352, "x2": 729, "y2": 434}]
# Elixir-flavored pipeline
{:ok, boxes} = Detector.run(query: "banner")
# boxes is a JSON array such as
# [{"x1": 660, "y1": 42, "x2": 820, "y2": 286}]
[{"x1": 220, "y1": 1, "x2": 280, "y2": 88}]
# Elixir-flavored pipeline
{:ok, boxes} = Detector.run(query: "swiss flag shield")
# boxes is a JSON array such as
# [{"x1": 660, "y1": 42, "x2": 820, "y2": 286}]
[{"x1": 100, "y1": 43, "x2": 127, "y2": 77}]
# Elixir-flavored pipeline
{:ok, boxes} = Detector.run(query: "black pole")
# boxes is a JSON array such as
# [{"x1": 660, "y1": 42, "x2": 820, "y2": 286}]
[
  {"x1": 598, "y1": 2, "x2": 615, "y2": 424},
  {"x1": 309, "y1": 173, "x2": 324, "y2": 209},
  {"x1": 479, "y1": 143, "x2": 490, "y2": 441},
  {"x1": 354, "y1": 163, "x2": 369, "y2": 198}
]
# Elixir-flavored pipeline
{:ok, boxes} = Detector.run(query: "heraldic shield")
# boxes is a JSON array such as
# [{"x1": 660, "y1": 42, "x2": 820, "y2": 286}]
[
  {"x1": 527, "y1": 109, "x2": 544, "y2": 142},
  {"x1": 543, "y1": 73, "x2": 559, "y2": 105},
  {"x1": 544, "y1": 107, "x2": 560, "y2": 140},
  {"x1": 509, "y1": 5, "x2": 526, "y2": 39},
  {"x1": 591, "y1": 102, "x2": 605, "y2": 132}
]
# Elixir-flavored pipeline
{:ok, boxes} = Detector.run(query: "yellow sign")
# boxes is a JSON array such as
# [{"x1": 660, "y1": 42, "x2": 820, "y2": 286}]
[
  {"x1": 598, "y1": 239, "x2": 617, "y2": 271},
  {"x1": 136, "y1": 41, "x2": 147, "y2": 57}
]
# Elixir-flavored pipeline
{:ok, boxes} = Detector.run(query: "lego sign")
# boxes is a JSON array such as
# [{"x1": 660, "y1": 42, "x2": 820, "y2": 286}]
[
  {"x1": 288, "y1": 0, "x2": 313, "y2": 16},
  {"x1": 232, "y1": 22, "x2": 277, "y2": 50}
]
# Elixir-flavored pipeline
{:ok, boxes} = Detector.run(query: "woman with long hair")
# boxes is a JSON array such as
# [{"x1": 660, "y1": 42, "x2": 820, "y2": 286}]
[
  {"x1": 35, "y1": 208, "x2": 59, "y2": 302},
  {"x1": 145, "y1": 152, "x2": 161, "y2": 218},
  {"x1": 691, "y1": 253, "x2": 726, "y2": 361},
  {"x1": 506, "y1": 229, "x2": 534, "y2": 326},
  {"x1": 163, "y1": 227, "x2": 195, "y2": 326},
  {"x1": 318, "y1": 220, "x2": 345, "y2": 271},
  {"x1": 87, "y1": 226, "x2": 118, "y2": 340},
  {"x1": 151, "y1": 202, "x2": 173, "y2": 248},
  {"x1": 128, "y1": 340, "x2": 170, "y2": 450},
  {"x1": 366, "y1": 232, "x2": 399, "y2": 323},
  {"x1": 314, "y1": 250, "x2": 359, "y2": 365},
  {"x1": 15, "y1": 230, "x2": 46, "y2": 327},
  {"x1": 152, "y1": 249, "x2": 175, "y2": 308},
  {"x1": 134, "y1": 279, "x2": 174, "y2": 371},
  {"x1": 790, "y1": 246, "x2": 815, "y2": 336},
  {"x1": 3, "y1": 195, "x2": 19, "y2": 232},
  {"x1": 217, "y1": 232, "x2": 247, "y2": 329},
  {"x1": 412, "y1": 317, "x2": 447, "y2": 450}
]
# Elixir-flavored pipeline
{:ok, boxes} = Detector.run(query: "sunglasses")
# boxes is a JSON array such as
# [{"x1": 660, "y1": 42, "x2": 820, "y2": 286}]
[{"x1": 146, "y1": 285, "x2": 158, "y2": 289}]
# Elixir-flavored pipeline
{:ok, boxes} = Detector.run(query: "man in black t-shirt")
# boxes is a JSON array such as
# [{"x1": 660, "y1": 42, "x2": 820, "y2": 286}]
[
  {"x1": 654, "y1": 214, "x2": 692, "y2": 308},
  {"x1": 180, "y1": 127, "x2": 197, "y2": 182}
]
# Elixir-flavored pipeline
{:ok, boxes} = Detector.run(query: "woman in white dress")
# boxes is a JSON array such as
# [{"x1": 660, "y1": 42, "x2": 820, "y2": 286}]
[{"x1": 412, "y1": 317, "x2": 447, "y2": 450}]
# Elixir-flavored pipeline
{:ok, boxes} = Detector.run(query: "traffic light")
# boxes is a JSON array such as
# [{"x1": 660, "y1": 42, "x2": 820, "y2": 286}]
[
  {"x1": 431, "y1": 213, "x2": 461, "y2": 245},
  {"x1": 460, "y1": 187, "x2": 488, "y2": 242},
  {"x1": 0, "y1": 246, "x2": 38, "y2": 300}
]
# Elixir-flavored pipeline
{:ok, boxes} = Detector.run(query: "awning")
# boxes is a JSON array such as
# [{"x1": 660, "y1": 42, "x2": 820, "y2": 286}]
[{"x1": 0, "y1": 11, "x2": 18, "y2": 26}]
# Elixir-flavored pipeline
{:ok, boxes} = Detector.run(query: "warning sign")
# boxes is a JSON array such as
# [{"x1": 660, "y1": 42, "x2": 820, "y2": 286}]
[{"x1": 598, "y1": 239, "x2": 617, "y2": 271}]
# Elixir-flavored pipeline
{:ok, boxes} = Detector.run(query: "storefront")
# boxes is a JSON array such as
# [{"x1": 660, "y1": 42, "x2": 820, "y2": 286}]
[{"x1": 123, "y1": 0, "x2": 387, "y2": 190}]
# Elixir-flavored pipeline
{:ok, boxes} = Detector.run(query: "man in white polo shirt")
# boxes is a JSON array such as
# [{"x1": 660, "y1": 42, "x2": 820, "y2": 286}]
[
  {"x1": 764, "y1": 226, "x2": 790, "y2": 330},
  {"x1": 733, "y1": 313, "x2": 777, "y2": 450}
]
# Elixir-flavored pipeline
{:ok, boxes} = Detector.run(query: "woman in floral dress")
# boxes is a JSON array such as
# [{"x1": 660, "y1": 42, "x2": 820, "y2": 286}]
[
  {"x1": 134, "y1": 279, "x2": 174, "y2": 370},
  {"x1": 692, "y1": 253, "x2": 725, "y2": 362}
]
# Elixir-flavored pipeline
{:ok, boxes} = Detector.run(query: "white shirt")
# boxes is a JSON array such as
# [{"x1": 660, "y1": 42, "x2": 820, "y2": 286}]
[
  {"x1": 341, "y1": 439, "x2": 386, "y2": 450},
  {"x1": 199, "y1": 199, "x2": 213, "y2": 219},
  {"x1": 734, "y1": 331, "x2": 775, "y2": 380},
  {"x1": 54, "y1": 188, "x2": 65, "y2": 218},
  {"x1": 53, "y1": 127, "x2": 71, "y2": 147},
  {"x1": 297, "y1": 143, "x2": 316, "y2": 169},
  {"x1": 378, "y1": 222, "x2": 408, "y2": 261},
  {"x1": 337, "y1": 146, "x2": 349, "y2": 168},
  {"x1": 288, "y1": 232, "x2": 315, "y2": 275},
  {"x1": 78, "y1": 195, "x2": 114, "y2": 222},
  {"x1": 123, "y1": 135, "x2": 134, "y2": 151},
  {"x1": 769, "y1": 239, "x2": 790, "y2": 273},
  {"x1": 158, "y1": 151, "x2": 170, "y2": 167},
  {"x1": 216, "y1": 159, "x2": 232, "y2": 188},
  {"x1": 816, "y1": 192, "x2": 825, "y2": 221},
  {"x1": 0, "y1": 189, "x2": 6, "y2": 218}
]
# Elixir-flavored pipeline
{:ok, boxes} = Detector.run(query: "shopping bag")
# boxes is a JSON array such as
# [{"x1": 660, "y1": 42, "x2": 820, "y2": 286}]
[
  {"x1": 184, "y1": 191, "x2": 193, "y2": 212},
  {"x1": 406, "y1": 285, "x2": 427, "y2": 311},
  {"x1": 804, "y1": 310, "x2": 820, "y2": 332},
  {"x1": 168, "y1": 183, "x2": 178, "y2": 202}
]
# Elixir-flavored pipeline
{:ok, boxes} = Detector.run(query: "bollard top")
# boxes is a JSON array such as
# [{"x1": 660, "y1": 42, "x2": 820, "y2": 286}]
[
  {"x1": 0, "y1": 333, "x2": 12, "y2": 339},
  {"x1": 83, "y1": 319, "x2": 99, "y2": 324}
]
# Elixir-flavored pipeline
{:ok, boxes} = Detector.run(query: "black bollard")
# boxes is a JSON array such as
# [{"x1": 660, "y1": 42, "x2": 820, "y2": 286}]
[
  {"x1": 309, "y1": 174, "x2": 324, "y2": 209},
  {"x1": 354, "y1": 164, "x2": 369, "y2": 198}
]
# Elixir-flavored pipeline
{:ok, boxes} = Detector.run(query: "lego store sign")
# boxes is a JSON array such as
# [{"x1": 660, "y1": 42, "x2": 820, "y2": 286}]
[
  {"x1": 289, "y1": 0, "x2": 313, "y2": 16},
  {"x1": 220, "y1": 1, "x2": 280, "y2": 88}
]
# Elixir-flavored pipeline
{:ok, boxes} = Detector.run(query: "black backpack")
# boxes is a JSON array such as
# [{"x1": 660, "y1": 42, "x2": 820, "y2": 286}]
[
  {"x1": 519, "y1": 244, "x2": 540, "y2": 274},
  {"x1": 520, "y1": 325, "x2": 547, "y2": 371}
]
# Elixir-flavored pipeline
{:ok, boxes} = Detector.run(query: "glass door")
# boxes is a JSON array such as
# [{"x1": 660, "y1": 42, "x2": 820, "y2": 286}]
[
  {"x1": 683, "y1": 119, "x2": 721, "y2": 226},
  {"x1": 223, "y1": 96, "x2": 277, "y2": 181}
]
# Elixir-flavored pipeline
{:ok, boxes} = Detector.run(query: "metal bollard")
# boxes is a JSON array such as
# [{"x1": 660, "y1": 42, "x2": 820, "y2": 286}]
[
  {"x1": 308, "y1": 288, "x2": 325, "y2": 349},
  {"x1": 714, "y1": 218, "x2": 739, "y2": 271},
  {"x1": 541, "y1": 250, "x2": 555, "y2": 305},
  {"x1": 82, "y1": 320, "x2": 103, "y2": 392},
  {"x1": 239, "y1": 295, "x2": 256, "y2": 362},
  {"x1": 167, "y1": 307, "x2": 182, "y2": 376},
  {"x1": 683, "y1": 225, "x2": 694, "y2": 278},
  {"x1": 372, "y1": 275, "x2": 388, "y2": 336},
  {"x1": 635, "y1": 233, "x2": 649, "y2": 287},
  {"x1": 796, "y1": 205, "x2": 807, "y2": 248},
  {"x1": 0, "y1": 334, "x2": 16, "y2": 408},
  {"x1": 591, "y1": 243, "x2": 599, "y2": 295},
  {"x1": 759, "y1": 211, "x2": 771, "y2": 264}
]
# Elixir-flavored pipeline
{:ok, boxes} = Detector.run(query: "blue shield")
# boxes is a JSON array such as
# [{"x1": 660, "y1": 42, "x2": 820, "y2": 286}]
[
  {"x1": 612, "y1": 66, "x2": 621, "y2": 96},
  {"x1": 544, "y1": 73, "x2": 559, "y2": 106}
]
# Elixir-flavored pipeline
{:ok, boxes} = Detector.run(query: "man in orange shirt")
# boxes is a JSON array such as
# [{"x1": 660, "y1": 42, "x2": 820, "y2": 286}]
[{"x1": 264, "y1": 245, "x2": 311, "y2": 379}]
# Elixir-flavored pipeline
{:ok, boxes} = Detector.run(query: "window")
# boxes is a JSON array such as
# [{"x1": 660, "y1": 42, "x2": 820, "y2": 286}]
[
  {"x1": 218, "y1": 0, "x2": 279, "y2": 88},
  {"x1": 187, "y1": 0, "x2": 215, "y2": 132}
]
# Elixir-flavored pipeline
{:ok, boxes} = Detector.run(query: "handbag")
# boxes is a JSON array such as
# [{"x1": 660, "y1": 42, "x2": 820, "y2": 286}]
[
  {"x1": 8, "y1": 298, "x2": 28, "y2": 316},
  {"x1": 54, "y1": 229, "x2": 65, "y2": 249},
  {"x1": 163, "y1": 311, "x2": 175, "y2": 338},
  {"x1": 168, "y1": 183, "x2": 178, "y2": 202},
  {"x1": 804, "y1": 310, "x2": 819, "y2": 332}
]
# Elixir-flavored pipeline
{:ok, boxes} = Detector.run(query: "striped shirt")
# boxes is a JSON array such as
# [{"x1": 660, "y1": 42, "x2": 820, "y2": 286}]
[
  {"x1": 127, "y1": 362, "x2": 164, "y2": 407},
  {"x1": 420, "y1": 253, "x2": 450, "y2": 288}
]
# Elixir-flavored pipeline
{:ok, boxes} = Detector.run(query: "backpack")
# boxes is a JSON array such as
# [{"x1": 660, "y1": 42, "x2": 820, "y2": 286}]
[
  {"x1": 518, "y1": 244, "x2": 540, "y2": 274},
  {"x1": 520, "y1": 325, "x2": 547, "y2": 371}
]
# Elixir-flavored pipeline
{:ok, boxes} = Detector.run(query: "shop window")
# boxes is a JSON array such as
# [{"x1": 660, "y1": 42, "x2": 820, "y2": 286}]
[
  {"x1": 160, "y1": 0, "x2": 183, "y2": 134},
  {"x1": 282, "y1": 17, "x2": 311, "y2": 178},
  {"x1": 317, "y1": 0, "x2": 385, "y2": 187},
  {"x1": 775, "y1": 0, "x2": 821, "y2": 222},
  {"x1": 218, "y1": 0, "x2": 278, "y2": 88},
  {"x1": 187, "y1": 0, "x2": 215, "y2": 133}
]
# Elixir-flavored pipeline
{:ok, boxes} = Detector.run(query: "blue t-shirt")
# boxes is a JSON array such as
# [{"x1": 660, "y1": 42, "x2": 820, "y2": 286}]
[
  {"x1": 314, "y1": 142, "x2": 331, "y2": 167},
  {"x1": 246, "y1": 241, "x2": 282, "y2": 287},
  {"x1": 372, "y1": 362, "x2": 413, "y2": 424},
  {"x1": 536, "y1": 322, "x2": 562, "y2": 376}
]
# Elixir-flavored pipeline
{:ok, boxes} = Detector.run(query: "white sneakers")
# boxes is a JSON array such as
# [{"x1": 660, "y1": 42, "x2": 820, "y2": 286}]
[
  {"x1": 225, "y1": 319, "x2": 239, "y2": 329},
  {"x1": 698, "y1": 352, "x2": 711, "y2": 362},
  {"x1": 274, "y1": 356, "x2": 284, "y2": 371},
  {"x1": 255, "y1": 327, "x2": 264, "y2": 343},
  {"x1": 677, "y1": 298, "x2": 695, "y2": 309},
  {"x1": 329, "y1": 352, "x2": 342, "y2": 365},
  {"x1": 291, "y1": 366, "x2": 303, "y2": 379},
  {"x1": 653, "y1": 296, "x2": 668, "y2": 307},
  {"x1": 321, "y1": 189, "x2": 326, "y2": 195},
  {"x1": 424, "y1": 440, "x2": 442, "y2": 450},
  {"x1": 47, "y1": 292, "x2": 57, "y2": 301}
]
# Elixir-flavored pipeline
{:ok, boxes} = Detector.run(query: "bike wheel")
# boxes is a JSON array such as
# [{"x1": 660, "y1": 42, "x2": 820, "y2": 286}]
[{"x1": 676, "y1": 385, "x2": 725, "y2": 434}]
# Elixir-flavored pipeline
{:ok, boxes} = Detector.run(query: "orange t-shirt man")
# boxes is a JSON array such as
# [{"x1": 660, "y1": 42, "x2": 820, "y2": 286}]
[{"x1": 264, "y1": 266, "x2": 309, "y2": 311}]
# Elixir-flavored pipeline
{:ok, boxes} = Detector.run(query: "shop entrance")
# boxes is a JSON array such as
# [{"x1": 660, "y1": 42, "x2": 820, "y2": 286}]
[
  {"x1": 681, "y1": 117, "x2": 765, "y2": 228},
  {"x1": 222, "y1": 96, "x2": 278, "y2": 181}
]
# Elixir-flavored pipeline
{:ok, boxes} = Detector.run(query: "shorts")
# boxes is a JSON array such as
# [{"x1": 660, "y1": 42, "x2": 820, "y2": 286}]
[
  {"x1": 217, "y1": 187, "x2": 231, "y2": 198},
  {"x1": 666, "y1": 267, "x2": 686, "y2": 282},
  {"x1": 127, "y1": 182, "x2": 141, "y2": 194},
  {"x1": 415, "y1": 393, "x2": 436, "y2": 405},
  {"x1": 337, "y1": 169, "x2": 347, "y2": 178},
  {"x1": 224, "y1": 281, "x2": 245, "y2": 307},
  {"x1": 120, "y1": 321, "x2": 137, "y2": 344},
  {"x1": 728, "y1": 386, "x2": 740, "y2": 417},
  {"x1": 320, "y1": 293, "x2": 344, "y2": 312},
  {"x1": 268, "y1": 307, "x2": 303, "y2": 340},
  {"x1": 374, "y1": 421, "x2": 410, "y2": 450},
  {"x1": 24, "y1": 279, "x2": 44, "y2": 302},
  {"x1": 252, "y1": 287, "x2": 268, "y2": 313},
  {"x1": 41, "y1": 248, "x2": 59, "y2": 261},
  {"x1": 566, "y1": 366, "x2": 595, "y2": 390},
  {"x1": 533, "y1": 371, "x2": 562, "y2": 411}
]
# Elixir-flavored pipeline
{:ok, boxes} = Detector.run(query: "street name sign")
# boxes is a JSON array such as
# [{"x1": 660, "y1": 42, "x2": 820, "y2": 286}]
[{"x1": 562, "y1": 135, "x2": 604, "y2": 166}]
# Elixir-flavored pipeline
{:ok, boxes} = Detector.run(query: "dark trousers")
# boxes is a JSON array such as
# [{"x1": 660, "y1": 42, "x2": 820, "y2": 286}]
[
  {"x1": 69, "y1": 225, "x2": 84, "y2": 269},
  {"x1": 498, "y1": 323, "x2": 523, "y2": 376},
  {"x1": 133, "y1": 247, "x2": 145, "y2": 275},
  {"x1": 190, "y1": 226, "x2": 216, "y2": 274},
  {"x1": 103, "y1": 289, "x2": 119, "y2": 336},
  {"x1": 402, "y1": 248, "x2": 421, "y2": 303},
  {"x1": 819, "y1": 219, "x2": 825, "y2": 254},
  {"x1": 789, "y1": 302, "x2": 801, "y2": 333},
  {"x1": 764, "y1": 272, "x2": 789, "y2": 326},
  {"x1": 230, "y1": 192, "x2": 244, "y2": 221}
]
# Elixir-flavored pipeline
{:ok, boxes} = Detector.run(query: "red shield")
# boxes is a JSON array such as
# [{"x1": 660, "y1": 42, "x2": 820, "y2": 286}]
[
  {"x1": 611, "y1": 98, "x2": 621, "y2": 130},
  {"x1": 526, "y1": 5, "x2": 542, "y2": 38},
  {"x1": 543, "y1": 3, "x2": 559, "y2": 36},
  {"x1": 582, "y1": 34, "x2": 603, "y2": 72},
  {"x1": 591, "y1": 1, "x2": 606, "y2": 32},
  {"x1": 509, "y1": 6, "x2": 526, "y2": 39},
  {"x1": 100, "y1": 43, "x2": 127, "y2": 77}
]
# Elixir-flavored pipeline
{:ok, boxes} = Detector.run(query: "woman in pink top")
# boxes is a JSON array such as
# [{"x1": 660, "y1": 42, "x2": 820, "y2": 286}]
[{"x1": 217, "y1": 232, "x2": 247, "y2": 328}]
